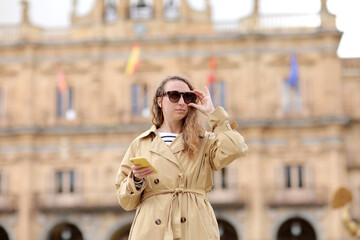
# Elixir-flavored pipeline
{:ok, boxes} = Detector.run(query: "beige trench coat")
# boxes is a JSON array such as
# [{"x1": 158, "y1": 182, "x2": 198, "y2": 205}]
[{"x1": 115, "y1": 107, "x2": 248, "y2": 240}]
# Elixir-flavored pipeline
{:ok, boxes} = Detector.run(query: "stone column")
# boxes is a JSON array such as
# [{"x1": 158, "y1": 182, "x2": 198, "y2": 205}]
[
  {"x1": 118, "y1": 0, "x2": 130, "y2": 19},
  {"x1": 154, "y1": 0, "x2": 163, "y2": 20},
  {"x1": 253, "y1": 0, "x2": 259, "y2": 15},
  {"x1": 21, "y1": 0, "x2": 30, "y2": 25}
]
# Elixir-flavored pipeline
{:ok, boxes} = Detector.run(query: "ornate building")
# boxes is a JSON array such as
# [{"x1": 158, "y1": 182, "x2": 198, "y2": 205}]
[{"x1": 0, "y1": 0, "x2": 359, "y2": 239}]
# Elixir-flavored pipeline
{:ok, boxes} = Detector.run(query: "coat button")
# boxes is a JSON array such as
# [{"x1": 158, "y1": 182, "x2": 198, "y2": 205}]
[
  {"x1": 205, "y1": 153, "x2": 208, "y2": 157},
  {"x1": 181, "y1": 217, "x2": 186, "y2": 223},
  {"x1": 155, "y1": 219, "x2": 161, "y2": 225},
  {"x1": 154, "y1": 179, "x2": 160, "y2": 184}
]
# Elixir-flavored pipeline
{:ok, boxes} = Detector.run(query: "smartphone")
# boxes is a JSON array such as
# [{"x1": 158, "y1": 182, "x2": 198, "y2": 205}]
[{"x1": 130, "y1": 157, "x2": 157, "y2": 174}]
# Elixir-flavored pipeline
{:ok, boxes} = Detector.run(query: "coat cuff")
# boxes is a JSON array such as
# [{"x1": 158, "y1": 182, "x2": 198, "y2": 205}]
[
  {"x1": 128, "y1": 171, "x2": 147, "y2": 194},
  {"x1": 207, "y1": 106, "x2": 232, "y2": 134}
]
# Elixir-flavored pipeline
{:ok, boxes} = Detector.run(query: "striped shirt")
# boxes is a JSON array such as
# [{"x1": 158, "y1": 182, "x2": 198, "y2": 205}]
[{"x1": 158, "y1": 132, "x2": 179, "y2": 146}]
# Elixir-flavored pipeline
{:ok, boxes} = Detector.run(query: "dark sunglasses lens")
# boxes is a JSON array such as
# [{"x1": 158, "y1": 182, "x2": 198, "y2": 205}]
[
  {"x1": 183, "y1": 92, "x2": 197, "y2": 104},
  {"x1": 168, "y1": 91, "x2": 181, "y2": 103}
]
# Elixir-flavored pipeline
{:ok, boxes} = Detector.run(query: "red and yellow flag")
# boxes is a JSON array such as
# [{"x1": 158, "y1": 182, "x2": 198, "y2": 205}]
[
  {"x1": 125, "y1": 43, "x2": 141, "y2": 75},
  {"x1": 57, "y1": 64, "x2": 67, "y2": 93}
]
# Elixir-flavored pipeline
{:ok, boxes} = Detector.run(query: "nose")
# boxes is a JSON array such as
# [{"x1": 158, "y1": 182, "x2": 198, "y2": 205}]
[{"x1": 178, "y1": 95, "x2": 186, "y2": 104}]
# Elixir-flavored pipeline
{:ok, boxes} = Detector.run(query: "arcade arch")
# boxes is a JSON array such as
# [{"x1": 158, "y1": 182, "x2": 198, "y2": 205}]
[
  {"x1": 277, "y1": 217, "x2": 317, "y2": 240},
  {"x1": 0, "y1": 225, "x2": 9, "y2": 240},
  {"x1": 47, "y1": 222, "x2": 84, "y2": 240}
]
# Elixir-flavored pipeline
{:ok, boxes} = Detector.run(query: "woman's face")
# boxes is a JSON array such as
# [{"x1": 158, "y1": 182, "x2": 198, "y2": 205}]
[{"x1": 158, "y1": 80, "x2": 192, "y2": 124}]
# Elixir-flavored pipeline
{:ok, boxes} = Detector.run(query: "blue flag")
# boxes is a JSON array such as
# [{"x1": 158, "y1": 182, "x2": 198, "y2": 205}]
[{"x1": 287, "y1": 54, "x2": 299, "y2": 88}]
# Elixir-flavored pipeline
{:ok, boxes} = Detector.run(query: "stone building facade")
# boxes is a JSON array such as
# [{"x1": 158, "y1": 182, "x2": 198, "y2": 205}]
[{"x1": 0, "y1": 0, "x2": 360, "y2": 239}]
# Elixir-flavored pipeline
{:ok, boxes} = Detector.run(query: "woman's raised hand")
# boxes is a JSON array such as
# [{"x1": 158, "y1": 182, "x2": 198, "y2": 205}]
[{"x1": 188, "y1": 87, "x2": 215, "y2": 116}]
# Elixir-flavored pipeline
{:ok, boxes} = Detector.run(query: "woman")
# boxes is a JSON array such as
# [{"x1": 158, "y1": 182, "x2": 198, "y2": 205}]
[{"x1": 115, "y1": 75, "x2": 248, "y2": 240}]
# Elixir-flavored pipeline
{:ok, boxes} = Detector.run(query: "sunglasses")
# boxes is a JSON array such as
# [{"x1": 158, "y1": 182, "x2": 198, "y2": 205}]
[{"x1": 163, "y1": 91, "x2": 197, "y2": 104}]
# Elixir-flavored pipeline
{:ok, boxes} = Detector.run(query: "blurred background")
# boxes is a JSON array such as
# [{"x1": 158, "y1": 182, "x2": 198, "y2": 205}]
[{"x1": 0, "y1": 0, "x2": 359, "y2": 239}]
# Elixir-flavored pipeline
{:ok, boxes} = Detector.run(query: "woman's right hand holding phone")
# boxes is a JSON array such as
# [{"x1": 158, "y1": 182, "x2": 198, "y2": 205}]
[{"x1": 132, "y1": 165, "x2": 154, "y2": 181}]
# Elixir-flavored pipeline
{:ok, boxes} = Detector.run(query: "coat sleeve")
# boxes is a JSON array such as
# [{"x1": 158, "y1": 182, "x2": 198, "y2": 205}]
[
  {"x1": 115, "y1": 139, "x2": 147, "y2": 211},
  {"x1": 206, "y1": 106, "x2": 248, "y2": 171}
]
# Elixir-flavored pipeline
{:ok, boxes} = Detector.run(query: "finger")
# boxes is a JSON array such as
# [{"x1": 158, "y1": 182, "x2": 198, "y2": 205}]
[
  {"x1": 193, "y1": 89, "x2": 206, "y2": 97},
  {"x1": 187, "y1": 103, "x2": 201, "y2": 110},
  {"x1": 143, "y1": 171, "x2": 154, "y2": 178},
  {"x1": 204, "y1": 86, "x2": 211, "y2": 96},
  {"x1": 138, "y1": 166, "x2": 153, "y2": 175},
  {"x1": 131, "y1": 164, "x2": 142, "y2": 170}
]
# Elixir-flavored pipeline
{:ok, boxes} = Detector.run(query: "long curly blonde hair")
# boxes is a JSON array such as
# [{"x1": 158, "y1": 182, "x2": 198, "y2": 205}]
[{"x1": 152, "y1": 76, "x2": 204, "y2": 157}]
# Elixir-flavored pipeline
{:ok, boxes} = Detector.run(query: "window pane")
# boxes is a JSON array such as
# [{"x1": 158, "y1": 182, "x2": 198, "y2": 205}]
[
  {"x1": 221, "y1": 168, "x2": 227, "y2": 189},
  {"x1": 211, "y1": 171, "x2": 215, "y2": 190},
  {"x1": 298, "y1": 165, "x2": 303, "y2": 188},
  {"x1": 131, "y1": 84, "x2": 138, "y2": 115},
  {"x1": 209, "y1": 84, "x2": 215, "y2": 104},
  {"x1": 68, "y1": 87, "x2": 73, "y2": 110},
  {"x1": 209, "y1": 82, "x2": 226, "y2": 108},
  {"x1": 220, "y1": 81, "x2": 226, "y2": 108},
  {"x1": 56, "y1": 171, "x2": 63, "y2": 193},
  {"x1": 0, "y1": 89, "x2": 2, "y2": 119},
  {"x1": 285, "y1": 166, "x2": 291, "y2": 188},
  {"x1": 143, "y1": 85, "x2": 148, "y2": 110},
  {"x1": 69, "y1": 171, "x2": 75, "y2": 193},
  {"x1": 56, "y1": 88, "x2": 63, "y2": 117}
]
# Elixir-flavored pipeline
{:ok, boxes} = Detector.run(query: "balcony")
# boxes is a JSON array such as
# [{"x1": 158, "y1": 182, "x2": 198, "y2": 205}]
[
  {"x1": 0, "y1": 25, "x2": 20, "y2": 43},
  {"x1": 347, "y1": 151, "x2": 360, "y2": 169},
  {"x1": 208, "y1": 186, "x2": 248, "y2": 209},
  {"x1": 130, "y1": 6, "x2": 153, "y2": 19},
  {"x1": 266, "y1": 187, "x2": 327, "y2": 207},
  {"x1": 164, "y1": 6, "x2": 180, "y2": 20},
  {"x1": 342, "y1": 58, "x2": 360, "y2": 77},
  {"x1": 0, "y1": 193, "x2": 18, "y2": 213},
  {"x1": 34, "y1": 190, "x2": 121, "y2": 212}
]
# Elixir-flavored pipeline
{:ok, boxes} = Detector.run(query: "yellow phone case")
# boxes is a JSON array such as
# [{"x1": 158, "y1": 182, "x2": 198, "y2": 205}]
[{"x1": 130, "y1": 157, "x2": 157, "y2": 174}]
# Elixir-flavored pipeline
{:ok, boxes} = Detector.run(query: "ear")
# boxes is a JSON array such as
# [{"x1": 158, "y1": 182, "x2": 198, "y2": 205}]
[{"x1": 157, "y1": 97, "x2": 162, "y2": 108}]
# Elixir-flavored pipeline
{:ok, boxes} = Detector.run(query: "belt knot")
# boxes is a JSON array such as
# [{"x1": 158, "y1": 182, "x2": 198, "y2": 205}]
[{"x1": 174, "y1": 188, "x2": 184, "y2": 194}]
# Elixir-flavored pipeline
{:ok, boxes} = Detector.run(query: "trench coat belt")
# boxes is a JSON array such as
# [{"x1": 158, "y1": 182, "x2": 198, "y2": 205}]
[{"x1": 141, "y1": 188, "x2": 206, "y2": 240}]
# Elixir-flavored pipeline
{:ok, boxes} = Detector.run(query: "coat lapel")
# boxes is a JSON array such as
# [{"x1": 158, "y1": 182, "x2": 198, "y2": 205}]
[
  {"x1": 149, "y1": 131, "x2": 182, "y2": 169},
  {"x1": 170, "y1": 134, "x2": 185, "y2": 153}
]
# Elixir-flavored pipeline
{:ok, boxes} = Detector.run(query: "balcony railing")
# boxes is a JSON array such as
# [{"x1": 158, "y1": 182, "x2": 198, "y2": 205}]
[
  {"x1": 265, "y1": 187, "x2": 327, "y2": 207},
  {"x1": 257, "y1": 13, "x2": 321, "y2": 29},
  {"x1": 208, "y1": 186, "x2": 248, "y2": 208},
  {"x1": 0, "y1": 12, "x2": 334, "y2": 45},
  {"x1": 130, "y1": 6, "x2": 153, "y2": 19},
  {"x1": 164, "y1": 6, "x2": 180, "y2": 20},
  {"x1": 0, "y1": 193, "x2": 18, "y2": 212},
  {"x1": 0, "y1": 25, "x2": 20, "y2": 43},
  {"x1": 347, "y1": 151, "x2": 360, "y2": 169},
  {"x1": 342, "y1": 58, "x2": 360, "y2": 77},
  {"x1": 34, "y1": 190, "x2": 120, "y2": 212}
]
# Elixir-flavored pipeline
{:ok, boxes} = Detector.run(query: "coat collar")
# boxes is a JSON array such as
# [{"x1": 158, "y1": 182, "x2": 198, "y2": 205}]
[
  {"x1": 139, "y1": 125, "x2": 204, "y2": 169},
  {"x1": 140, "y1": 125, "x2": 183, "y2": 169}
]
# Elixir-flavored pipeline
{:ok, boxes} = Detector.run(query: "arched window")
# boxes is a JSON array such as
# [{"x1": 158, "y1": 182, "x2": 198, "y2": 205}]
[
  {"x1": 110, "y1": 224, "x2": 132, "y2": 240},
  {"x1": 277, "y1": 217, "x2": 317, "y2": 240},
  {"x1": 217, "y1": 219, "x2": 238, "y2": 240},
  {"x1": 0, "y1": 226, "x2": 9, "y2": 240},
  {"x1": 48, "y1": 222, "x2": 83, "y2": 240}
]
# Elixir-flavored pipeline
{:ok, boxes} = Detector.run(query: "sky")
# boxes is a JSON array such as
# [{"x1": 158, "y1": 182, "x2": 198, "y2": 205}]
[{"x1": 0, "y1": 0, "x2": 359, "y2": 58}]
